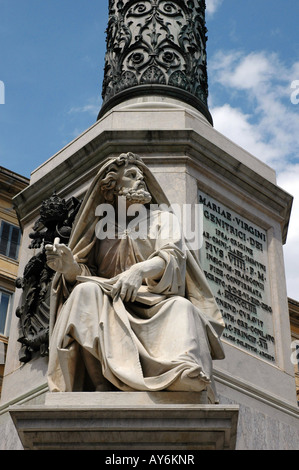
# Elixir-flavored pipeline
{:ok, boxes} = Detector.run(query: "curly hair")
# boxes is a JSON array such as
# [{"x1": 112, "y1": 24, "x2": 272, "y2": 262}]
[{"x1": 100, "y1": 152, "x2": 144, "y2": 202}]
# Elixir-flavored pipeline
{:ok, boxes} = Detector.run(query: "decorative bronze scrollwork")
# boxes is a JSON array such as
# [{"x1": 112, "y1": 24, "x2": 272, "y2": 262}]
[
  {"x1": 16, "y1": 194, "x2": 81, "y2": 363},
  {"x1": 99, "y1": 0, "x2": 211, "y2": 122}
]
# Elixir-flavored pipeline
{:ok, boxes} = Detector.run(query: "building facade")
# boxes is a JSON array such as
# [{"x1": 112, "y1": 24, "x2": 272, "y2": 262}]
[
  {"x1": 0, "y1": 167, "x2": 29, "y2": 396},
  {"x1": 289, "y1": 297, "x2": 299, "y2": 404}
]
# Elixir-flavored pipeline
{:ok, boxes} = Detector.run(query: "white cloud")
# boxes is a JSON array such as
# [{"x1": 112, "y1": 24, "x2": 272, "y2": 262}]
[
  {"x1": 206, "y1": 0, "x2": 223, "y2": 16},
  {"x1": 210, "y1": 51, "x2": 279, "y2": 90},
  {"x1": 209, "y1": 49, "x2": 299, "y2": 299},
  {"x1": 210, "y1": 51, "x2": 299, "y2": 166},
  {"x1": 68, "y1": 103, "x2": 99, "y2": 116},
  {"x1": 211, "y1": 104, "x2": 276, "y2": 163},
  {"x1": 67, "y1": 94, "x2": 102, "y2": 117},
  {"x1": 277, "y1": 165, "x2": 299, "y2": 243},
  {"x1": 278, "y1": 166, "x2": 299, "y2": 300}
]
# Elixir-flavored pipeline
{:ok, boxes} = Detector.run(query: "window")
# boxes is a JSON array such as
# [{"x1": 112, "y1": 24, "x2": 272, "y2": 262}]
[
  {"x1": 0, "y1": 290, "x2": 13, "y2": 337},
  {"x1": 0, "y1": 221, "x2": 21, "y2": 260}
]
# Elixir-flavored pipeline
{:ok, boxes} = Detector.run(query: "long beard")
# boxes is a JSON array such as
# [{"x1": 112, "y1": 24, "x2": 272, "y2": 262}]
[{"x1": 118, "y1": 186, "x2": 152, "y2": 204}]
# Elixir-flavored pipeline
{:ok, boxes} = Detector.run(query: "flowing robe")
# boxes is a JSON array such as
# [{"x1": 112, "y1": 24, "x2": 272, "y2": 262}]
[{"x1": 47, "y1": 210, "x2": 225, "y2": 400}]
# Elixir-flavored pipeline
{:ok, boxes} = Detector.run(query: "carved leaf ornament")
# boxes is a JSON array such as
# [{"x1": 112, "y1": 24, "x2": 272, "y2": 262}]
[
  {"x1": 102, "y1": 0, "x2": 208, "y2": 106},
  {"x1": 16, "y1": 194, "x2": 81, "y2": 363}
]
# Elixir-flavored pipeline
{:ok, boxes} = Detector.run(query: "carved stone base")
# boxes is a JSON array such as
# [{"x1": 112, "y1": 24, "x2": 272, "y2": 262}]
[{"x1": 10, "y1": 392, "x2": 239, "y2": 450}]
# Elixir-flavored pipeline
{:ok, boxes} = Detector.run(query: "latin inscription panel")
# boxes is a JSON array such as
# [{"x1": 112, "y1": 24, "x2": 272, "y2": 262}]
[{"x1": 198, "y1": 191, "x2": 276, "y2": 363}]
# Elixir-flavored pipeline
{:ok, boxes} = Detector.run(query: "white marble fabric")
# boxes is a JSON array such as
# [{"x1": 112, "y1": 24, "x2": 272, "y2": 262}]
[{"x1": 47, "y1": 154, "x2": 225, "y2": 402}]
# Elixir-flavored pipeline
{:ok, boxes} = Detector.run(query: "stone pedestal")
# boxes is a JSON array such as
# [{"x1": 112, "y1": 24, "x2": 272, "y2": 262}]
[
  {"x1": 1, "y1": 96, "x2": 298, "y2": 450},
  {"x1": 9, "y1": 392, "x2": 239, "y2": 450}
]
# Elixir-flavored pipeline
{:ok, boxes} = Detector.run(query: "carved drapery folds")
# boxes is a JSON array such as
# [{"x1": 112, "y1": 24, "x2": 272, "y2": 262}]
[
  {"x1": 98, "y1": 0, "x2": 212, "y2": 123},
  {"x1": 16, "y1": 194, "x2": 81, "y2": 363}
]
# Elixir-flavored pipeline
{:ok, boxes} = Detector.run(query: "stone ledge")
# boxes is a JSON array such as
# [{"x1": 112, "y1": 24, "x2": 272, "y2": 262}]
[{"x1": 9, "y1": 392, "x2": 239, "y2": 450}]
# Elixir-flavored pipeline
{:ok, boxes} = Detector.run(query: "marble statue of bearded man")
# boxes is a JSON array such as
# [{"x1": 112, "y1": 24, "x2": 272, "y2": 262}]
[{"x1": 46, "y1": 152, "x2": 225, "y2": 403}]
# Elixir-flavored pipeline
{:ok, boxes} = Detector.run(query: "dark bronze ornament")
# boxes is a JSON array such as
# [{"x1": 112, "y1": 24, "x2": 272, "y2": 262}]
[
  {"x1": 16, "y1": 194, "x2": 81, "y2": 363},
  {"x1": 98, "y1": 0, "x2": 212, "y2": 124}
]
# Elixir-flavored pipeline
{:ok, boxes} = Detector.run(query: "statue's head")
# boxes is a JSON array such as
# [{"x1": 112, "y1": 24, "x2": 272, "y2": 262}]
[{"x1": 100, "y1": 153, "x2": 152, "y2": 205}]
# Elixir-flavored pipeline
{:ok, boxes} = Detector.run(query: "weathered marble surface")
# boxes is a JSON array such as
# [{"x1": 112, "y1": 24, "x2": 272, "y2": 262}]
[{"x1": 1, "y1": 97, "x2": 296, "y2": 450}]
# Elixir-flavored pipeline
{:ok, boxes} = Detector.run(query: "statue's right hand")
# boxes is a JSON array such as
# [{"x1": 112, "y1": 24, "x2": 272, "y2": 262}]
[{"x1": 45, "y1": 238, "x2": 78, "y2": 276}]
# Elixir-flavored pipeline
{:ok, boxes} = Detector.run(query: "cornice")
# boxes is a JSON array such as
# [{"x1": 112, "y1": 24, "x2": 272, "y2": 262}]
[
  {"x1": 214, "y1": 368, "x2": 299, "y2": 420},
  {"x1": 13, "y1": 129, "x2": 292, "y2": 243},
  {"x1": 289, "y1": 298, "x2": 299, "y2": 328},
  {"x1": 0, "y1": 167, "x2": 29, "y2": 196}
]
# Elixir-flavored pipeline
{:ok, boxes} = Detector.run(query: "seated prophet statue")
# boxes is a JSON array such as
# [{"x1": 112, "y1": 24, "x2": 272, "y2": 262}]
[{"x1": 46, "y1": 152, "x2": 225, "y2": 403}]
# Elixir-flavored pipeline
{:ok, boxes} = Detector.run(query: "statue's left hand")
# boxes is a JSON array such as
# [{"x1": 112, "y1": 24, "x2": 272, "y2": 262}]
[{"x1": 110, "y1": 265, "x2": 143, "y2": 303}]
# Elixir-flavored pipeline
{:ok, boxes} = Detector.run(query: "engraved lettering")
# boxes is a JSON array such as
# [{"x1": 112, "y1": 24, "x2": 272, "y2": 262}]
[{"x1": 199, "y1": 191, "x2": 275, "y2": 363}]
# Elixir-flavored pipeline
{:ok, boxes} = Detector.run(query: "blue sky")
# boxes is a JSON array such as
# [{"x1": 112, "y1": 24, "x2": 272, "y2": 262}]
[{"x1": 0, "y1": 0, "x2": 298, "y2": 299}]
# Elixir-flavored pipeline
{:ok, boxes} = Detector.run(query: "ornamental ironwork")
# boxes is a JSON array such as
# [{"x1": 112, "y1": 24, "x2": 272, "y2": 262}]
[
  {"x1": 98, "y1": 0, "x2": 212, "y2": 123},
  {"x1": 16, "y1": 194, "x2": 81, "y2": 363}
]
